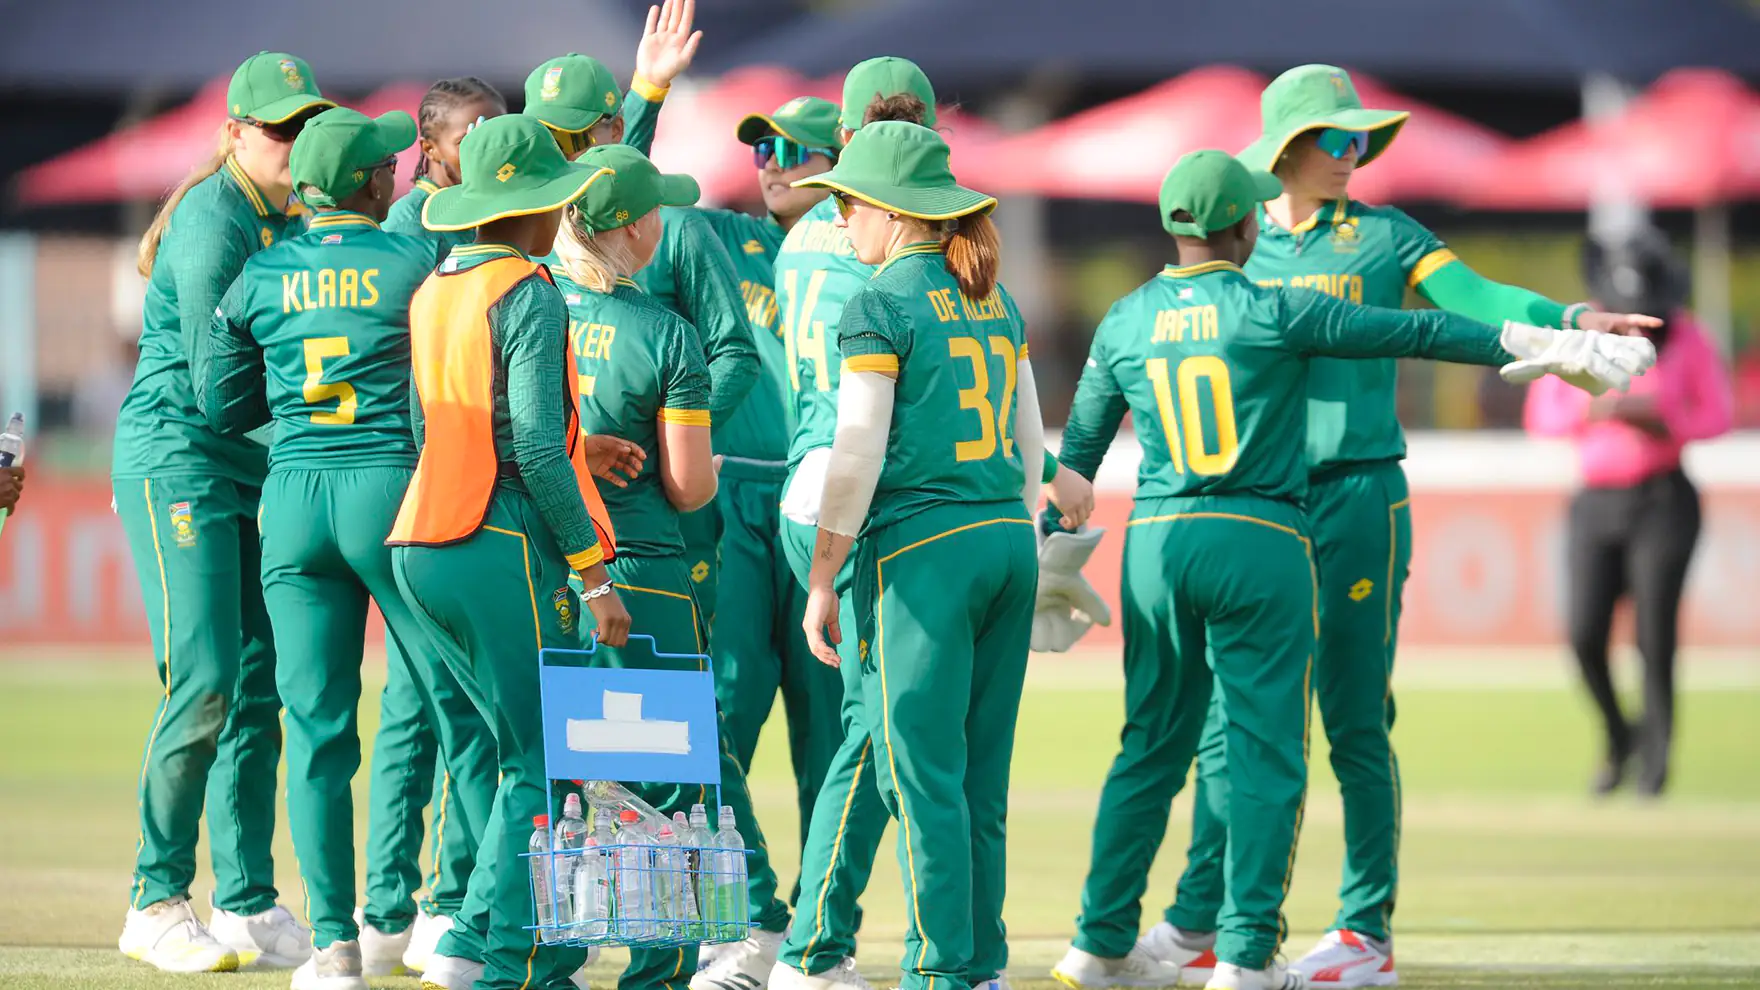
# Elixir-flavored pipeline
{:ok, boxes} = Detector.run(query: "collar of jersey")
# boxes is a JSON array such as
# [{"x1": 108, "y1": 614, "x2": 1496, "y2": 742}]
[
  {"x1": 873, "y1": 241, "x2": 942, "y2": 278},
  {"x1": 446, "y1": 242, "x2": 529, "y2": 267},
  {"x1": 414, "y1": 178, "x2": 441, "y2": 195},
  {"x1": 307, "y1": 211, "x2": 379, "y2": 230},
  {"x1": 615, "y1": 276, "x2": 642, "y2": 291},
  {"x1": 222, "y1": 157, "x2": 280, "y2": 218},
  {"x1": 1160, "y1": 260, "x2": 1245, "y2": 279},
  {"x1": 1258, "y1": 197, "x2": 1349, "y2": 238}
]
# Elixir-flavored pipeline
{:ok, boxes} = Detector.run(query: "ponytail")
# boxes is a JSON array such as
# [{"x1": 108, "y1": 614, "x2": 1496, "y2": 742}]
[
  {"x1": 941, "y1": 213, "x2": 1000, "y2": 301},
  {"x1": 138, "y1": 124, "x2": 233, "y2": 277},
  {"x1": 556, "y1": 205, "x2": 637, "y2": 294}
]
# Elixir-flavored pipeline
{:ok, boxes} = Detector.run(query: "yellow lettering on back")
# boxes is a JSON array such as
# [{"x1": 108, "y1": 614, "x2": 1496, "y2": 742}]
[
  {"x1": 316, "y1": 268, "x2": 336, "y2": 308},
  {"x1": 594, "y1": 324, "x2": 616, "y2": 360},
  {"x1": 339, "y1": 268, "x2": 359, "y2": 308},
  {"x1": 282, "y1": 273, "x2": 302, "y2": 313},
  {"x1": 1152, "y1": 305, "x2": 1220, "y2": 344},
  {"x1": 360, "y1": 269, "x2": 379, "y2": 307},
  {"x1": 300, "y1": 271, "x2": 314, "y2": 311}
]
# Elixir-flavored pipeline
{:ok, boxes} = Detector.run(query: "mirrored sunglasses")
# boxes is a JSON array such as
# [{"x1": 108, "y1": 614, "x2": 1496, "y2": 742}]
[
  {"x1": 754, "y1": 136, "x2": 836, "y2": 171},
  {"x1": 1315, "y1": 128, "x2": 1370, "y2": 160}
]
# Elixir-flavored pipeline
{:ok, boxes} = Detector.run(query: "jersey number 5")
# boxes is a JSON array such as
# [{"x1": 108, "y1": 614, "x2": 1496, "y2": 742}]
[
  {"x1": 781, "y1": 269, "x2": 830, "y2": 393},
  {"x1": 303, "y1": 336, "x2": 357, "y2": 425},
  {"x1": 1146, "y1": 355, "x2": 1238, "y2": 475},
  {"x1": 949, "y1": 335, "x2": 1019, "y2": 462}
]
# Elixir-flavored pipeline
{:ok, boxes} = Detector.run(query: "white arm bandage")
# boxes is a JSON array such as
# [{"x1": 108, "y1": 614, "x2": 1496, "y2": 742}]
[
  {"x1": 1014, "y1": 356, "x2": 1045, "y2": 514},
  {"x1": 817, "y1": 369, "x2": 895, "y2": 538}
]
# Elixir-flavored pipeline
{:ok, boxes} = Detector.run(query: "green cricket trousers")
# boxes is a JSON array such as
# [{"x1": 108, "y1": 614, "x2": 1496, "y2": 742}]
[
  {"x1": 114, "y1": 473, "x2": 280, "y2": 915},
  {"x1": 777, "y1": 512, "x2": 883, "y2": 976},
  {"x1": 1072, "y1": 495, "x2": 1315, "y2": 972},
  {"x1": 581, "y1": 551, "x2": 791, "y2": 990},
  {"x1": 709, "y1": 462, "x2": 844, "y2": 890},
  {"x1": 257, "y1": 466, "x2": 494, "y2": 949},
  {"x1": 849, "y1": 502, "x2": 1036, "y2": 990},
  {"x1": 391, "y1": 488, "x2": 591, "y2": 990},
  {"x1": 1166, "y1": 461, "x2": 1410, "y2": 943}
]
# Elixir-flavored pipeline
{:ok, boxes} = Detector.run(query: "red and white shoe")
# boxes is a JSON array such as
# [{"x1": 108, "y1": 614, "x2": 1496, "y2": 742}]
[
  {"x1": 1136, "y1": 923, "x2": 1217, "y2": 987},
  {"x1": 1290, "y1": 931, "x2": 1395, "y2": 988}
]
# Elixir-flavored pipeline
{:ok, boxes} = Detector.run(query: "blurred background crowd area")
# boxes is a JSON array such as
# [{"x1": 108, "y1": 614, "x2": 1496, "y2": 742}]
[{"x1": 7, "y1": 0, "x2": 1760, "y2": 474}]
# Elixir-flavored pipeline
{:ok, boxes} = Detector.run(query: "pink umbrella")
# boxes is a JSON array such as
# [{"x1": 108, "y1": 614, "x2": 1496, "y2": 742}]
[
  {"x1": 1346, "y1": 73, "x2": 1513, "y2": 203},
  {"x1": 14, "y1": 78, "x2": 232, "y2": 206}
]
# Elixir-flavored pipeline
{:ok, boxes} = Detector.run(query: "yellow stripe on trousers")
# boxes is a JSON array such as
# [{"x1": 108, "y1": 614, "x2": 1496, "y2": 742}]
[
  {"x1": 799, "y1": 737, "x2": 872, "y2": 968},
  {"x1": 132, "y1": 479, "x2": 174, "y2": 909}
]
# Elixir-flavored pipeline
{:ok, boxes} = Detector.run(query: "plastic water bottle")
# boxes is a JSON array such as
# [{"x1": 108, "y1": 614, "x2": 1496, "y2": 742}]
[
  {"x1": 613, "y1": 809, "x2": 655, "y2": 939},
  {"x1": 653, "y1": 823, "x2": 687, "y2": 938},
  {"x1": 673, "y1": 811, "x2": 707, "y2": 938},
  {"x1": 554, "y1": 795, "x2": 591, "y2": 934},
  {"x1": 529, "y1": 814, "x2": 561, "y2": 941},
  {"x1": 709, "y1": 806, "x2": 749, "y2": 939},
  {"x1": 581, "y1": 780, "x2": 673, "y2": 833},
  {"x1": 0, "y1": 413, "x2": 24, "y2": 539},
  {"x1": 573, "y1": 809, "x2": 615, "y2": 939},
  {"x1": 688, "y1": 804, "x2": 716, "y2": 939}
]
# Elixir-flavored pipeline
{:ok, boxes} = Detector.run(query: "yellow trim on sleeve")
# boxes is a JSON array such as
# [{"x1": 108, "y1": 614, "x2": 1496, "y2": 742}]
[
  {"x1": 842, "y1": 355, "x2": 900, "y2": 375},
  {"x1": 565, "y1": 543, "x2": 606, "y2": 571},
  {"x1": 630, "y1": 76, "x2": 670, "y2": 103},
  {"x1": 1018, "y1": 341, "x2": 1029, "y2": 361},
  {"x1": 659, "y1": 407, "x2": 711, "y2": 427},
  {"x1": 1407, "y1": 248, "x2": 1459, "y2": 288}
]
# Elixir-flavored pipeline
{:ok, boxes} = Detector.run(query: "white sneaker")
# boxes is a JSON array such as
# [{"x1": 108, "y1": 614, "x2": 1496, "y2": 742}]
[
  {"x1": 1204, "y1": 962, "x2": 1305, "y2": 990},
  {"x1": 769, "y1": 956, "x2": 873, "y2": 990},
  {"x1": 209, "y1": 901, "x2": 313, "y2": 969},
  {"x1": 421, "y1": 953, "x2": 485, "y2": 990},
  {"x1": 1053, "y1": 945, "x2": 1184, "y2": 989},
  {"x1": 356, "y1": 918, "x2": 411, "y2": 977},
  {"x1": 118, "y1": 896, "x2": 241, "y2": 973},
  {"x1": 1137, "y1": 923, "x2": 1219, "y2": 987},
  {"x1": 292, "y1": 939, "x2": 370, "y2": 990},
  {"x1": 1289, "y1": 932, "x2": 1395, "y2": 988},
  {"x1": 402, "y1": 911, "x2": 455, "y2": 973},
  {"x1": 691, "y1": 928, "x2": 786, "y2": 990}
]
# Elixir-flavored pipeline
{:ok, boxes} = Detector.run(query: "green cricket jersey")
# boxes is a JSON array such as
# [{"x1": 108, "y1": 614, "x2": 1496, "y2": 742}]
[
  {"x1": 384, "y1": 179, "x2": 475, "y2": 260},
  {"x1": 114, "y1": 158, "x2": 300, "y2": 483},
  {"x1": 1245, "y1": 199, "x2": 1454, "y2": 472},
  {"x1": 697, "y1": 208, "x2": 790, "y2": 434},
  {"x1": 203, "y1": 211, "x2": 442, "y2": 470},
  {"x1": 1057, "y1": 261, "x2": 1515, "y2": 504},
  {"x1": 560, "y1": 275, "x2": 711, "y2": 557},
  {"x1": 837, "y1": 244, "x2": 1029, "y2": 534},
  {"x1": 777, "y1": 196, "x2": 870, "y2": 467}
]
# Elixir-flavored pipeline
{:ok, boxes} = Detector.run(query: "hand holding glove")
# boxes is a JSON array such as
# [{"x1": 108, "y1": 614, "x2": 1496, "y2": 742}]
[
  {"x1": 1498, "y1": 322, "x2": 1657, "y2": 396},
  {"x1": 1031, "y1": 525, "x2": 1112, "y2": 653}
]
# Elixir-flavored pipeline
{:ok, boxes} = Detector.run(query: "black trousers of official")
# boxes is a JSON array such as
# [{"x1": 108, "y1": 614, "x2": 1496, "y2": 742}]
[{"x1": 1565, "y1": 468, "x2": 1702, "y2": 793}]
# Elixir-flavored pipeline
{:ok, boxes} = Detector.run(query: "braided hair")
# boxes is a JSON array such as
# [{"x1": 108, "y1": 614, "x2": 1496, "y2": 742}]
[{"x1": 414, "y1": 76, "x2": 506, "y2": 181}]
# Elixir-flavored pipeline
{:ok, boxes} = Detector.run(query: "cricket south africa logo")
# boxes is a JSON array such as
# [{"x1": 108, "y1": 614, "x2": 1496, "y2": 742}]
[
  {"x1": 279, "y1": 59, "x2": 303, "y2": 90},
  {"x1": 541, "y1": 66, "x2": 564, "y2": 101},
  {"x1": 552, "y1": 587, "x2": 576, "y2": 634},
  {"x1": 168, "y1": 501, "x2": 197, "y2": 548}
]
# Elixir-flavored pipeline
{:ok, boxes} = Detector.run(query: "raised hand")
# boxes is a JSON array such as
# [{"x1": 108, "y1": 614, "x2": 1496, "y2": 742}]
[{"x1": 633, "y1": 0, "x2": 703, "y2": 91}]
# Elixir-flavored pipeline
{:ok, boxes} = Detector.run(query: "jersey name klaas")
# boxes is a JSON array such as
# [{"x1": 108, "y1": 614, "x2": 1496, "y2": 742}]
[
  {"x1": 838, "y1": 247, "x2": 1029, "y2": 533},
  {"x1": 775, "y1": 196, "x2": 869, "y2": 466},
  {"x1": 216, "y1": 213, "x2": 438, "y2": 469}
]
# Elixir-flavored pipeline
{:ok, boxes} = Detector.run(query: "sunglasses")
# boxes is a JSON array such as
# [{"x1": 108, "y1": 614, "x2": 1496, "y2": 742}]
[
  {"x1": 549, "y1": 123, "x2": 595, "y2": 159},
  {"x1": 1315, "y1": 128, "x2": 1370, "y2": 160},
  {"x1": 831, "y1": 191, "x2": 858, "y2": 219},
  {"x1": 234, "y1": 109, "x2": 323, "y2": 143},
  {"x1": 754, "y1": 136, "x2": 836, "y2": 171}
]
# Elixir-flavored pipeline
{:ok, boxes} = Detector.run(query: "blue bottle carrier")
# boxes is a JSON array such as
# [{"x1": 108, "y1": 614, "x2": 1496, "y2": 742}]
[{"x1": 527, "y1": 635, "x2": 753, "y2": 948}]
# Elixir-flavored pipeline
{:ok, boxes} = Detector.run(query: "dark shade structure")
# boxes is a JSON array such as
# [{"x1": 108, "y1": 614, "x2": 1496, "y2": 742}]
[
  {"x1": 0, "y1": 0, "x2": 642, "y2": 91},
  {"x1": 704, "y1": 0, "x2": 1760, "y2": 88}
]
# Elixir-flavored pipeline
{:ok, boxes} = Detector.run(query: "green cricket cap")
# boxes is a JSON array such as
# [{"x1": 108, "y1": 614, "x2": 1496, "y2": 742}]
[
  {"x1": 736, "y1": 96, "x2": 844, "y2": 149},
  {"x1": 524, "y1": 54, "x2": 624, "y2": 133},
  {"x1": 839, "y1": 56, "x2": 937, "y2": 132},
  {"x1": 572, "y1": 144, "x2": 699, "y2": 233},
  {"x1": 290, "y1": 108, "x2": 417, "y2": 208},
  {"x1": 1239, "y1": 64, "x2": 1409, "y2": 172},
  {"x1": 793, "y1": 121, "x2": 991, "y2": 221},
  {"x1": 1159, "y1": 150, "x2": 1282, "y2": 238},
  {"x1": 227, "y1": 51, "x2": 334, "y2": 124},
  {"x1": 422, "y1": 114, "x2": 614, "y2": 231}
]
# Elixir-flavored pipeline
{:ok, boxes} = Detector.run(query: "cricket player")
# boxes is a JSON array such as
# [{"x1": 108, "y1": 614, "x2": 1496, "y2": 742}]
[
  {"x1": 388, "y1": 113, "x2": 635, "y2": 990},
  {"x1": 1050, "y1": 150, "x2": 1654, "y2": 990},
  {"x1": 797, "y1": 120, "x2": 1044, "y2": 990},
  {"x1": 114, "y1": 50, "x2": 333, "y2": 975},
  {"x1": 1140, "y1": 66, "x2": 1662, "y2": 989}
]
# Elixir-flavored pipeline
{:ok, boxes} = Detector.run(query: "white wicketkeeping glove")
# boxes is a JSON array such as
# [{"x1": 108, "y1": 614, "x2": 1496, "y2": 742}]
[
  {"x1": 1498, "y1": 322, "x2": 1657, "y2": 396},
  {"x1": 1031, "y1": 525, "x2": 1113, "y2": 653}
]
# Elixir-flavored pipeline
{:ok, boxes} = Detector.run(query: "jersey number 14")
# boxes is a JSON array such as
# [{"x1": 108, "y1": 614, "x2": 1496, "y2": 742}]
[{"x1": 1146, "y1": 355, "x2": 1238, "y2": 475}]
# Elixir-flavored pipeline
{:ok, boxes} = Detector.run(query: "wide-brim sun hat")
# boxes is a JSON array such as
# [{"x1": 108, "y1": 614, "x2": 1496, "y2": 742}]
[
  {"x1": 792, "y1": 120, "x2": 992, "y2": 220},
  {"x1": 423, "y1": 114, "x2": 612, "y2": 231},
  {"x1": 1238, "y1": 64, "x2": 1408, "y2": 173}
]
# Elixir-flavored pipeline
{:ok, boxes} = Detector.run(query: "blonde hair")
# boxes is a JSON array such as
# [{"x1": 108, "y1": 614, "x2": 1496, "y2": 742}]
[
  {"x1": 138, "y1": 124, "x2": 235, "y2": 278},
  {"x1": 556, "y1": 205, "x2": 639, "y2": 293},
  {"x1": 941, "y1": 212, "x2": 1000, "y2": 300}
]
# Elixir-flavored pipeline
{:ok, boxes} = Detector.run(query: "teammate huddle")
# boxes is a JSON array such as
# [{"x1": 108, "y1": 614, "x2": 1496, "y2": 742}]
[{"x1": 108, "y1": 10, "x2": 1660, "y2": 990}]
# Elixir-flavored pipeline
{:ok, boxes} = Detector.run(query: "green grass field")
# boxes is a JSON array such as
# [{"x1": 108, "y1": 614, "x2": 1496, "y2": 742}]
[{"x1": 2, "y1": 649, "x2": 1758, "y2": 989}]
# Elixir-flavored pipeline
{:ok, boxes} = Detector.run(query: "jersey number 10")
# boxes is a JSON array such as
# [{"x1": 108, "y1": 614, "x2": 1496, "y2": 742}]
[{"x1": 1146, "y1": 355, "x2": 1238, "y2": 475}]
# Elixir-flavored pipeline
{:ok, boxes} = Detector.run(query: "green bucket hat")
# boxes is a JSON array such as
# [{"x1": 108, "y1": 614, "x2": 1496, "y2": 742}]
[
  {"x1": 839, "y1": 56, "x2": 938, "y2": 132},
  {"x1": 1238, "y1": 64, "x2": 1409, "y2": 172},
  {"x1": 227, "y1": 51, "x2": 334, "y2": 124},
  {"x1": 793, "y1": 121, "x2": 992, "y2": 221},
  {"x1": 1159, "y1": 150, "x2": 1282, "y2": 238},
  {"x1": 736, "y1": 96, "x2": 844, "y2": 149},
  {"x1": 572, "y1": 144, "x2": 700, "y2": 233},
  {"x1": 290, "y1": 108, "x2": 417, "y2": 208},
  {"x1": 422, "y1": 115, "x2": 613, "y2": 231},
  {"x1": 524, "y1": 54, "x2": 624, "y2": 133}
]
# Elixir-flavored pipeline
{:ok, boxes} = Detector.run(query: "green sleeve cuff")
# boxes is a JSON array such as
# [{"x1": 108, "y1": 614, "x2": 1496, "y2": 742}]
[
  {"x1": 1417, "y1": 259, "x2": 1570, "y2": 328},
  {"x1": 1041, "y1": 450, "x2": 1059, "y2": 484}
]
